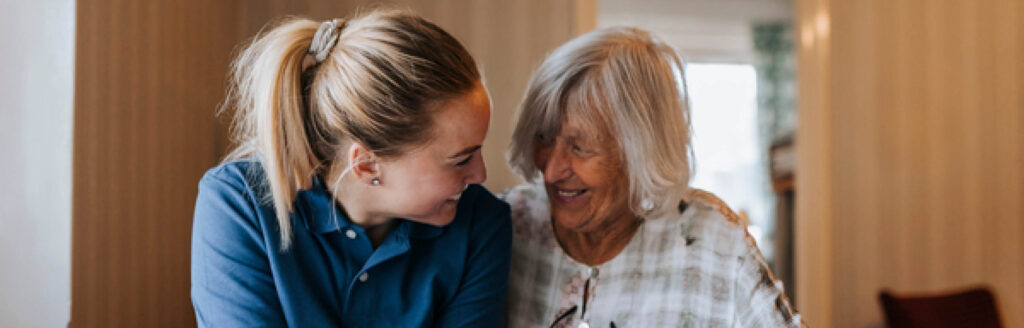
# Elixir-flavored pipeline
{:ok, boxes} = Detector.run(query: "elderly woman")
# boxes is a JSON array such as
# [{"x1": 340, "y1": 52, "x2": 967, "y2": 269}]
[{"x1": 503, "y1": 27, "x2": 802, "y2": 327}]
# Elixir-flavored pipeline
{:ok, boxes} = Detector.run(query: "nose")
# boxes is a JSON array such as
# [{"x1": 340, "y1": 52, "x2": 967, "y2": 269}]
[
  {"x1": 464, "y1": 153, "x2": 487, "y2": 185},
  {"x1": 542, "y1": 142, "x2": 572, "y2": 183}
]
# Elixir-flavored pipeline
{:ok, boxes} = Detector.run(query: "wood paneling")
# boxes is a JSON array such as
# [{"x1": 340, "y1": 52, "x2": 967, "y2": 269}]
[
  {"x1": 794, "y1": 0, "x2": 834, "y2": 324},
  {"x1": 72, "y1": 1, "x2": 578, "y2": 326},
  {"x1": 796, "y1": 0, "x2": 1024, "y2": 326},
  {"x1": 73, "y1": 1, "x2": 243, "y2": 326}
]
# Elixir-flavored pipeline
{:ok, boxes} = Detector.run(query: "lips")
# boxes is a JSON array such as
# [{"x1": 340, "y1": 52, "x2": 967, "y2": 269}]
[
  {"x1": 557, "y1": 189, "x2": 585, "y2": 197},
  {"x1": 446, "y1": 185, "x2": 470, "y2": 201},
  {"x1": 552, "y1": 188, "x2": 588, "y2": 203}
]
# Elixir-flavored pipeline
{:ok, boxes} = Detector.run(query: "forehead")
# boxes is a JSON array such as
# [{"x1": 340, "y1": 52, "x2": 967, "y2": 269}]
[
  {"x1": 424, "y1": 86, "x2": 491, "y2": 150},
  {"x1": 552, "y1": 103, "x2": 611, "y2": 144}
]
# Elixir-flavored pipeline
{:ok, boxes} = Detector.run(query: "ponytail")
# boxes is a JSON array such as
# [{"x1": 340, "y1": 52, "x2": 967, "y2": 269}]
[{"x1": 222, "y1": 18, "x2": 321, "y2": 248}]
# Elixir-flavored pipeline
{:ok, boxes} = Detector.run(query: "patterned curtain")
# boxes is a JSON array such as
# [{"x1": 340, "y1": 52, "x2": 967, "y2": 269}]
[{"x1": 754, "y1": 22, "x2": 797, "y2": 145}]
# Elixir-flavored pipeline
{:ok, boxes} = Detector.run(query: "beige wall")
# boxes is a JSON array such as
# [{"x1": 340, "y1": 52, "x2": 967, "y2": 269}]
[
  {"x1": 72, "y1": 1, "x2": 581, "y2": 326},
  {"x1": 795, "y1": 0, "x2": 1024, "y2": 326}
]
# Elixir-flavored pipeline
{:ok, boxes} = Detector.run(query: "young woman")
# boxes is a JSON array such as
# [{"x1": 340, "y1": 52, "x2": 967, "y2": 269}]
[{"x1": 190, "y1": 10, "x2": 511, "y2": 327}]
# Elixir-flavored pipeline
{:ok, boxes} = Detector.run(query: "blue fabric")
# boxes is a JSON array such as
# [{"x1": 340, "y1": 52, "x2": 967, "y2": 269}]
[{"x1": 191, "y1": 160, "x2": 512, "y2": 327}]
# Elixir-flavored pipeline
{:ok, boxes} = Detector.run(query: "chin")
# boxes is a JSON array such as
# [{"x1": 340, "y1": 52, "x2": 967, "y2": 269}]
[
  {"x1": 551, "y1": 212, "x2": 585, "y2": 230},
  {"x1": 419, "y1": 213, "x2": 456, "y2": 226},
  {"x1": 553, "y1": 209, "x2": 608, "y2": 232},
  {"x1": 402, "y1": 196, "x2": 462, "y2": 226},
  {"x1": 414, "y1": 204, "x2": 459, "y2": 226}
]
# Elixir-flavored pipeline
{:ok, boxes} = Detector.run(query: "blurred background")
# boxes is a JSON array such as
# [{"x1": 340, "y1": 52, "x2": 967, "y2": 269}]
[{"x1": 1, "y1": 0, "x2": 1020, "y2": 327}]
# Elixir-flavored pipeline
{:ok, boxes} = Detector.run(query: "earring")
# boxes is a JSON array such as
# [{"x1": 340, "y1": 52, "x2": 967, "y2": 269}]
[
  {"x1": 371, "y1": 178, "x2": 381, "y2": 185},
  {"x1": 641, "y1": 199, "x2": 654, "y2": 211}
]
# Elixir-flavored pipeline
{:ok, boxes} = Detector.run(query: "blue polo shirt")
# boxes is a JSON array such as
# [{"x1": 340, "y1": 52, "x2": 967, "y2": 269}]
[{"x1": 190, "y1": 160, "x2": 512, "y2": 327}]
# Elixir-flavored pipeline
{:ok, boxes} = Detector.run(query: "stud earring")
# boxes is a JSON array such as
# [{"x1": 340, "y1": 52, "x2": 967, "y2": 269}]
[
  {"x1": 641, "y1": 199, "x2": 654, "y2": 211},
  {"x1": 371, "y1": 178, "x2": 381, "y2": 185}
]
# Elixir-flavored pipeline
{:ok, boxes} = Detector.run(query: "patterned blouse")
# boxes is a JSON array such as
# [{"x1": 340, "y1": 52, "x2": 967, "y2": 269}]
[{"x1": 503, "y1": 183, "x2": 803, "y2": 328}]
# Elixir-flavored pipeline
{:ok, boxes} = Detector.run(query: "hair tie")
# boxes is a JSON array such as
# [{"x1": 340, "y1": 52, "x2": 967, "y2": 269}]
[{"x1": 309, "y1": 18, "x2": 346, "y2": 63}]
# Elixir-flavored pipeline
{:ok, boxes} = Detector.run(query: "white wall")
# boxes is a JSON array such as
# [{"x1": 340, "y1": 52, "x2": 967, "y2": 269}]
[
  {"x1": 0, "y1": 0, "x2": 75, "y2": 326},
  {"x1": 598, "y1": 0, "x2": 791, "y2": 63}
]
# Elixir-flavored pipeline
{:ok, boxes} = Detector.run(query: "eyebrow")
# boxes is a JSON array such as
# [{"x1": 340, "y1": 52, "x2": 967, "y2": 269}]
[
  {"x1": 448, "y1": 145, "x2": 481, "y2": 159},
  {"x1": 558, "y1": 129, "x2": 588, "y2": 143}
]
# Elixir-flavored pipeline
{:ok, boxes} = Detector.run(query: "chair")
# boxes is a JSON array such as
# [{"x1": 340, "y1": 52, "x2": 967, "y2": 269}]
[{"x1": 878, "y1": 287, "x2": 1002, "y2": 328}]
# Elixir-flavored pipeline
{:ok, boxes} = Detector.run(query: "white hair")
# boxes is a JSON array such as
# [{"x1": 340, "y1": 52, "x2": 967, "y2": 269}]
[{"x1": 507, "y1": 26, "x2": 693, "y2": 218}]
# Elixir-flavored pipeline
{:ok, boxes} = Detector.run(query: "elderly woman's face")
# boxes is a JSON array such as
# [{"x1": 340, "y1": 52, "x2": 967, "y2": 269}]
[{"x1": 534, "y1": 116, "x2": 632, "y2": 232}]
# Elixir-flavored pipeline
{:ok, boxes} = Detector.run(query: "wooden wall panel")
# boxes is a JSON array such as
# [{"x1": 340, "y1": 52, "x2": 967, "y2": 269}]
[
  {"x1": 72, "y1": 1, "x2": 241, "y2": 326},
  {"x1": 796, "y1": 0, "x2": 1024, "y2": 326},
  {"x1": 73, "y1": 1, "x2": 578, "y2": 326}
]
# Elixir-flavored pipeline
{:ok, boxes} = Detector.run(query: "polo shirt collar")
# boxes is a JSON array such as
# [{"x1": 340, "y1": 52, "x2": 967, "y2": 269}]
[{"x1": 298, "y1": 176, "x2": 443, "y2": 240}]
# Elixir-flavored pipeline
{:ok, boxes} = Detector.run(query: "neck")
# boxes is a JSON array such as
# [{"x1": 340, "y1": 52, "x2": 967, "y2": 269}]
[
  {"x1": 325, "y1": 167, "x2": 397, "y2": 248},
  {"x1": 552, "y1": 211, "x2": 643, "y2": 266}
]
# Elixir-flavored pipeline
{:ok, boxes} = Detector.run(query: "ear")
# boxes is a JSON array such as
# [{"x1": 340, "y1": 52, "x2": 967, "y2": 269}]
[{"x1": 346, "y1": 142, "x2": 381, "y2": 185}]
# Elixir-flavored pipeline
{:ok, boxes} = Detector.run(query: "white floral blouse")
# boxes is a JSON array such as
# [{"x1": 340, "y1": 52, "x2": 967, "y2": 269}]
[{"x1": 502, "y1": 183, "x2": 803, "y2": 328}]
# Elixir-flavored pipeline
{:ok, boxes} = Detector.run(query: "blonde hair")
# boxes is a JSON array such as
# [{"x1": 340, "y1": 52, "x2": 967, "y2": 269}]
[
  {"x1": 507, "y1": 27, "x2": 692, "y2": 218},
  {"x1": 221, "y1": 10, "x2": 480, "y2": 248}
]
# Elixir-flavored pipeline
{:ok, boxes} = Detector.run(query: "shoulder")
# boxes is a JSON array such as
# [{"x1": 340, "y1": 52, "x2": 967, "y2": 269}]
[
  {"x1": 199, "y1": 159, "x2": 263, "y2": 195},
  {"x1": 461, "y1": 184, "x2": 510, "y2": 218},
  {"x1": 674, "y1": 188, "x2": 754, "y2": 256},
  {"x1": 193, "y1": 159, "x2": 273, "y2": 248},
  {"x1": 196, "y1": 158, "x2": 266, "y2": 209},
  {"x1": 681, "y1": 188, "x2": 745, "y2": 225},
  {"x1": 451, "y1": 184, "x2": 512, "y2": 245},
  {"x1": 499, "y1": 182, "x2": 550, "y2": 226},
  {"x1": 499, "y1": 182, "x2": 558, "y2": 248}
]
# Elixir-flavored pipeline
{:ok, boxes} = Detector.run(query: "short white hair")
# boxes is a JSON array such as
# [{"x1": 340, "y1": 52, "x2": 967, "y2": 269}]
[{"x1": 507, "y1": 26, "x2": 693, "y2": 218}]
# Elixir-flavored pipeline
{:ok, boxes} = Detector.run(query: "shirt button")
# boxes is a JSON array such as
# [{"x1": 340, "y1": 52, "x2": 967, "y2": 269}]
[
  {"x1": 587, "y1": 267, "x2": 599, "y2": 278},
  {"x1": 345, "y1": 229, "x2": 357, "y2": 239},
  {"x1": 358, "y1": 272, "x2": 369, "y2": 282},
  {"x1": 578, "y1": 322, "x2": 590, "y2": 328}
]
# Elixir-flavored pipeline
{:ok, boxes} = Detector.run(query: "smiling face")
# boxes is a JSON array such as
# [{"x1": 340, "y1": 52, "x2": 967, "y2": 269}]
[
  {"x1": 534, "y1": 115, "x2": 632, "y2": 233},
  {"x1": 375, "y1": 83, "x2": 492, "y2": 226}
]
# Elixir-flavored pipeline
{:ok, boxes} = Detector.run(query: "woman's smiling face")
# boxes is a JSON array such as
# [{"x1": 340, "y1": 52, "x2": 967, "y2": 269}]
[
  {"x1": 533, "y1": 115, "x2": 632, "y2": 232},
  {"x1": 374, "y1": 84, "x2": 491, "y2": 226}
]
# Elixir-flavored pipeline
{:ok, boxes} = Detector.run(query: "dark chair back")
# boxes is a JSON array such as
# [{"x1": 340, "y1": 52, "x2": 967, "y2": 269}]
[{"x1": 878, "y1": 287, "x2": 1002, "y2": 328}]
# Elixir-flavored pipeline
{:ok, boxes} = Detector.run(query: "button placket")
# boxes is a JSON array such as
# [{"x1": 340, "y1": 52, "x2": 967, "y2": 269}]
[{"x1": 578, "y1": 266, "x2": 599, "y2": 327}]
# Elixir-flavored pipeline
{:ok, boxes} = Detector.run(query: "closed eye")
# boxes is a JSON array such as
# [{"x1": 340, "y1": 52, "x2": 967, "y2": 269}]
[
  {"x1": 448, "y1": 145, "x2": 481, "y2": 167},
  {"x1": 455, "y1": 154, "x2": 473, "y2": 167},
  {"x1": 572, "y1": 144, "x2": 589, "y2": 154}
]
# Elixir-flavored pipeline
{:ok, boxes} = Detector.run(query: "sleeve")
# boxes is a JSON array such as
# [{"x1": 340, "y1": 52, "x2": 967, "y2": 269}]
[
  {"x1": 435, "y1": 200, "x2": 514, "y2": 327},
  {"x1": 733, "y1": 234, "x2": 805, "y2": 327},
  {"x1": 190, "y1": 173, "x2": 287, "y2": 328}
]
